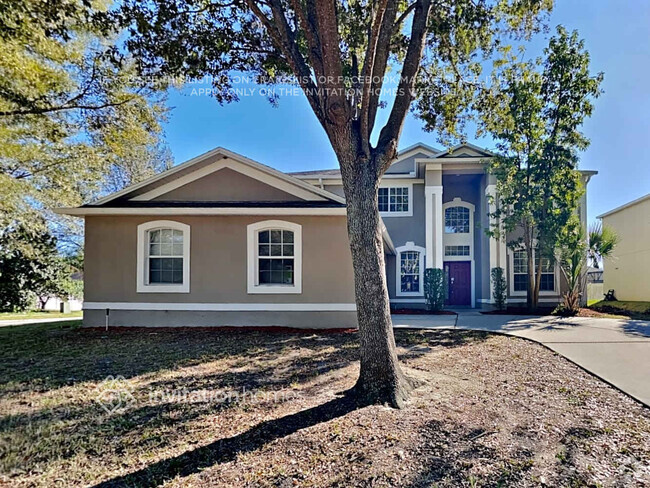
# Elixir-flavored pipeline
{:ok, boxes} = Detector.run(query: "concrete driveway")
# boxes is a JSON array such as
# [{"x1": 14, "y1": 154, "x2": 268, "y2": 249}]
[{"x1": 392, "y1": 311, "x2": 650, "y2": 408}]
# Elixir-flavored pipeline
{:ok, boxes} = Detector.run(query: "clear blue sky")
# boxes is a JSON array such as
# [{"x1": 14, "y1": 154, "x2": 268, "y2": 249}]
[{"x1": 162, "y1": 0, "x2": 650, "y2": 224}]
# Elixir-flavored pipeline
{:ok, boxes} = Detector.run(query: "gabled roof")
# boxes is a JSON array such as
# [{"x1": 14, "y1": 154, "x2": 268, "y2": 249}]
[
  {"x1": 597, "y1": 193, "x2": 650, "y2": 219},
  {"x1": 87, "y1": 147, "x2": 345, "y2": 207},
  {"x1": 432, "y1": 143, "x2": 494, "y2": 158}
]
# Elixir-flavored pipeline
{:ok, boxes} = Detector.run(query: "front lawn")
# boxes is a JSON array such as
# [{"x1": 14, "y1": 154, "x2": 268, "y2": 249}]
[
  {"x1": 0, "y1": 323, "x2": 648, "y2": 487},
  {"x1": 589, "y1": 300, "x2": 650, "y2": 320},
  {"x1": 0, "y1": 310, "x2": 83, "y2": 321}
]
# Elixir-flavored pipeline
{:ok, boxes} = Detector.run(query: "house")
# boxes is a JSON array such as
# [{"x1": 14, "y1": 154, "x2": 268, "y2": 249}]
[
  {"x1": 55, "y1": 143, "x2": 596, "y2": 328},
  {"x1": 598, "y1": 194, "x2": 650, "y2": 301}
]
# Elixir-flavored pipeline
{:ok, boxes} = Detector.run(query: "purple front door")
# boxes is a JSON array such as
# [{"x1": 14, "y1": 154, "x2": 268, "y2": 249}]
[{"x1": 444, "y1": 261, "x2": 471, "y2": 306}]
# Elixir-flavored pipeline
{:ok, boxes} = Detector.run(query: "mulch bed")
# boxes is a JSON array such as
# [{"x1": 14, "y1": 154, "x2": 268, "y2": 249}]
[{"x1": 1, "y1": 323, "x2": 648, "y2": 487}]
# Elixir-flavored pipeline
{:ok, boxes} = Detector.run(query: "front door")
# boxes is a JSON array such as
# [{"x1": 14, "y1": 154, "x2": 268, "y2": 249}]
[{"x1": 444, "y1": 261, "x2": 471, "y2": 306}]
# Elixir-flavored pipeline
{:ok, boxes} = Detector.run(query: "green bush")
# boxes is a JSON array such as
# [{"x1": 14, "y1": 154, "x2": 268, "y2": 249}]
[
  {"x1": 490, "y1": 267, "x2": 507, "y2": 310},
  {"x1": 424, "y1": 268, "x2": 446, "y2": 311}
]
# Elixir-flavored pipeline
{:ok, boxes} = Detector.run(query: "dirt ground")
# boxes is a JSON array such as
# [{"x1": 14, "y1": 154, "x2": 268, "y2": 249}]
[{"x1": 0, "y1": 323, "x2": 648, "y2": 487}]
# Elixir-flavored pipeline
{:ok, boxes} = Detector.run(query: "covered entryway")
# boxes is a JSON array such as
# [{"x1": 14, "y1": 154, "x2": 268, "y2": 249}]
[{"x1": 444, "y1": 261, "x2": 471, "y2": 306}]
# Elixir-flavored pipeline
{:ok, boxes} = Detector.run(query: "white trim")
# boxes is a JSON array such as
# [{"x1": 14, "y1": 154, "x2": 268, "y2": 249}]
[
  {"x1": 390, "y1": 298, "x2": 426, "y2": 303},
  {"x1": 431, "y1": 143, "x2": 494, "y2": 159},
  {"x1": 87, "y1": 147, "x2": 345, "y2": 206},
  {"x1": 132, "y1": 158, "x2": 326, "y2": 202},
  {"x1": 442, "y1": 198, "x2": 476, "y2": 308},
  {"x1": 54, "y1": 207, "x2": 347, "y2": 216},
  {"x1": 378, "y1": 182, "x2": 414, "y2": 217},
  {"x1": 84, "y1": 302, "x2": 356, "y2": 311},
  {"x1": 247, "y1": 220, "x2": 302, "y2": 294},
  {"x1": 508, "y1": 247, "x2": 560, "y2": 297},
  {"x1": 425, "y1": 185, "x2": 444, "y2": 269},
  {"x1": 137, "y1": 220, "x2": 190, "y2": 293},
  {"x1": 395, "y1": 242, "x2": 426, "y2": 297}
]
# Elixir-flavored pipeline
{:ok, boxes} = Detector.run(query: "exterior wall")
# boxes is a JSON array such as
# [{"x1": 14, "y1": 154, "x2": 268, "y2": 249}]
[
  {"x1": 153, "y1": 167, "x2": 302, "y2": 202},
  {"x1": 385, "y1": 151, "x2": 429, "y2": 175},
  {"x1": 85, "y1": 310, "x2": 356, "y2": 328},
  {"x1": 602, "y1": 198, "x2": 650, "y2": 301},
  {"x1": 84, "y1": 215, "x2": 357, "y2": 327}
]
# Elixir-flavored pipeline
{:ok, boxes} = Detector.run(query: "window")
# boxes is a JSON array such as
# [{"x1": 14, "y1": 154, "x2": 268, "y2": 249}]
[
  {"x1": 445, "y1": 206, "x2": 470, "y2": 233},
  {"x1": 137, "y1": 221, "x2": 190, "y2": 293},
  {"x1": 148, "y1": 229, "x2": 184, "y2": 284},
  {"x1": 512, "y1": 249, "x2": 555, "y2": 293},
  {"x1": 400, "y1": 251, "x2": 421, "y2": 293},
  {"x1": 395, "y1": 243, "x2": 425, "y2": 297},
  {"x1": 247, "y1": 220, "x2": 302, "y2": 294},
  {"x1": 445, "y1": 245, "x2": 470, "y2": 257},
  {"x1": 378, "y1": 185, "x2": 411, "y2": 215},
  {"x1": 258, "y1": 229, "x2": 294, "y2": 285}
]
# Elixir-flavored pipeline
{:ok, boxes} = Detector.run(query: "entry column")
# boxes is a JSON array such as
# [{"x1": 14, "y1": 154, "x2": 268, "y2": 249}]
[{"x1": 425, "y1": 164, "x2": 444, "y2": 269}]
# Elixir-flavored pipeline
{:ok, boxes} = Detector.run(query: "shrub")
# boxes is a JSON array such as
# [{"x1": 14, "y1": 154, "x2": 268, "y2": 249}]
[
  {"x1": 424, "y1": 268, "x2": 446, "y2": 311},
  {"x1": 490, "y1": 267, "x2": 507, "y2": 310}
]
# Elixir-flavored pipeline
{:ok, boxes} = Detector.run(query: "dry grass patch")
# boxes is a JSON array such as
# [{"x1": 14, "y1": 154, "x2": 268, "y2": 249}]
[{"x1": 0, "y1": 323, "x2": 648, "y2": 487}]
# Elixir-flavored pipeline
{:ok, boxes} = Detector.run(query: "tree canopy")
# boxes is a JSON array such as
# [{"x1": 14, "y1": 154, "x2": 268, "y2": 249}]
[
  {"x1": 481, "y1": 27, "x2": 603, "y2": 309},
  {"x1": 0, "y1": 0, "x2": 171, "y2": 247}
]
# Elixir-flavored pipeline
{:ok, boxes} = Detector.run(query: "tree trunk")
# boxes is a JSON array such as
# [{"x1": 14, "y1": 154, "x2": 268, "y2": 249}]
[{"x1": 339, "y1": 152, "x2": 413, "y2": 408}]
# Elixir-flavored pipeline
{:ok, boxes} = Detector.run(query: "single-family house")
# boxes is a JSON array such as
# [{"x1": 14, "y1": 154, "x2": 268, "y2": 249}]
[{"x1": 56, "y1": 143, "x2": 596, "y2": 328}]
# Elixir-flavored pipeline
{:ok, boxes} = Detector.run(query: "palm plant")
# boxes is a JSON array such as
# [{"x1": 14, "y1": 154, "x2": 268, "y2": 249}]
[
  {"x1": 556, "y1": 221, "x2": 587, "y2": 316},
  {"x1": 588, "y1": 223, "x2": 619, "y2": 269}
]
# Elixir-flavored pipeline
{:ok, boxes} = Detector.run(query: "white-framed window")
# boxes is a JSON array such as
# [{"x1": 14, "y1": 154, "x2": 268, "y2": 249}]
[
  {"x1": 247, "y1": 220, "x2": 302, "y2": 294},
  {"x1": 509, "y1": 248, "x2": 557, "y2": 295},
  {"x1": 395, "y1": 242, "x2": 425, "y2": 297},
  {"x1": 445, "y1": 245, "x2": 470, "y2": 257},
  {"x1": 137, "y1": 220, "x2": 190, "y2": 293},
  {"x1": 378, "y1": 184, "x2": 412, "y2": 216},
  {"x1": 445, "y1": 206, "x2": 470, "y2": 233}
]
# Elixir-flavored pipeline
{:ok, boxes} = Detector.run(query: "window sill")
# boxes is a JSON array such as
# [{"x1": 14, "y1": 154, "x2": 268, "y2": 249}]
[
  {"x1": 380, "y1": 211, "x2": 413, "y2": 218},
  {"x1": 137, "y1": 284, "x2": 190, "y2": 293},
  {"x1": 247, "y1": 285, "x2": 302, "y2": 295}
]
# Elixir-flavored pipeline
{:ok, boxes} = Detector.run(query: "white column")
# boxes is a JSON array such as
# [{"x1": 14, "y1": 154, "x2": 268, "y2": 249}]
[
  {"x1": 486, "y1": 184, "x2": 506, "y2": 302},
  {"x1": 425, "y1": 185, "x2": 444, "y2": 269}
]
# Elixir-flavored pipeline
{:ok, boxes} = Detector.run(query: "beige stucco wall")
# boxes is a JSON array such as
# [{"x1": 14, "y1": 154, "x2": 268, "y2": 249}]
[
  {"x1": 84, "y1": 215, "x2": 356, "y2": 304},
  {"x1": 153, "y1": 168, "x2": 301, "y2": 202},
  {"x1": 602, "y1": 197, "x2": 650, "y2": 301}
]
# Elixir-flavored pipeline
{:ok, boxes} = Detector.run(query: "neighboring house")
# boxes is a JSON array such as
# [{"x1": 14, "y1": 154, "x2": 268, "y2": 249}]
[
  {"x1": 56, "y1": 143, "x2": 596, "y2": 328},
  {"x1": 598, "y1": 194, "x2": 650, "y2": 301}
]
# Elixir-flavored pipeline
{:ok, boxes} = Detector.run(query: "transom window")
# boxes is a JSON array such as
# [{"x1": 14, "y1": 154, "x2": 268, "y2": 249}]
[
  {"x1": 445, "y1": 206, "x2": 470, "y2": 233},
  {"x1": 148, "y1": 229, "x2": 184, "y2": 284},
  {"x1": 400, "y1": 251, "x2": 421, "y2": 293},
  {"x1": 378, "y1": 186, "x2": 410, "y2": 214},
  {"x1": 445, "y1": 245, "x2": 470, "y2": 257},
  {"x1": 512, "y1": 249, "x2": 555, "y2": 292},
  {"x1": 258, "y1": 229, "x2": 294, "y2": 285}
]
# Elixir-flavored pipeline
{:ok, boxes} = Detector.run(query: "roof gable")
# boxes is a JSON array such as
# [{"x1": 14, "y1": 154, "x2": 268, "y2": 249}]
[
  {"x1": 433, "y1": 143, "x2": 493, "y2": 159},
  {"x1": 92, "y1": 147, "x2": 344, "y2": 206}
]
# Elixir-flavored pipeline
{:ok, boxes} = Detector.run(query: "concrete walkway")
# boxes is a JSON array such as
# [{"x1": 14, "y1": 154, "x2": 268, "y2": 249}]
[
  {"x1": 392, "y1": 311, "x2": 650, "y2": 407},
  {"x1": 0, "y1": 316, "x2": 82, "y2": 327}
]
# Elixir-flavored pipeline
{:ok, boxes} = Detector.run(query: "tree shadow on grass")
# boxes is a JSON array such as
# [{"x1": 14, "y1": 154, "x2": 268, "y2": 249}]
[
  {"x1": 0, "y1": 324, "x2": 357, "y2": 393},
  {"x1": 91, "y1": 395, "x2": 361, "y2": 488}
]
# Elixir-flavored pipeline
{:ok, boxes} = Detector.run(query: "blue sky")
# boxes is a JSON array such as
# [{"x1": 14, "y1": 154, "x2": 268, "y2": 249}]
[{"x1": 162, "y1": 0, "x2": 650, "y2": 224}]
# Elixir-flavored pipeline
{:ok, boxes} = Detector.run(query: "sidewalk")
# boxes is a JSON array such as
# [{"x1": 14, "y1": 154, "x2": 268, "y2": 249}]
[
  {"x1": 392, "y1": 311, "x2": 650, "y2": 407},
  {"x1": 0, "y1": 316, "x2": 82, "y2": 327}
]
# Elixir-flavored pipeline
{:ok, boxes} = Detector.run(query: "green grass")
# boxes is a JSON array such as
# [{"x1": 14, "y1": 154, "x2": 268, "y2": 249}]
[
  {"x1": 589, "y1": 300, "x2": 650, "y2": 320},
  {"x1": 0, "y1": 310, "x2": 83, "y2": 321}
]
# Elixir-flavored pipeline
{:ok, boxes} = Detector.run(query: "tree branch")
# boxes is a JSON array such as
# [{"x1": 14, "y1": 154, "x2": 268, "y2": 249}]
[{"x1": 376, "y1": 0, "x2": 432, "y2": 171}]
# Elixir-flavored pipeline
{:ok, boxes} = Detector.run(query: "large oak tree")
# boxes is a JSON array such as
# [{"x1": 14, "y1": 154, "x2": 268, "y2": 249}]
[{"x1": 116, "y1": 0, "x2": 553, "y2": 407}]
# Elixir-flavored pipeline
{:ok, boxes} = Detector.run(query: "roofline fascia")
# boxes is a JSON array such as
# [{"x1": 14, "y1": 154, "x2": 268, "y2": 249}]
[
  {"x1": 597, "y1": 193, "x2": 650, "y2": 219},
  {"x1": 54, "y1": 207, "x2": 347, "y2": 217}
]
